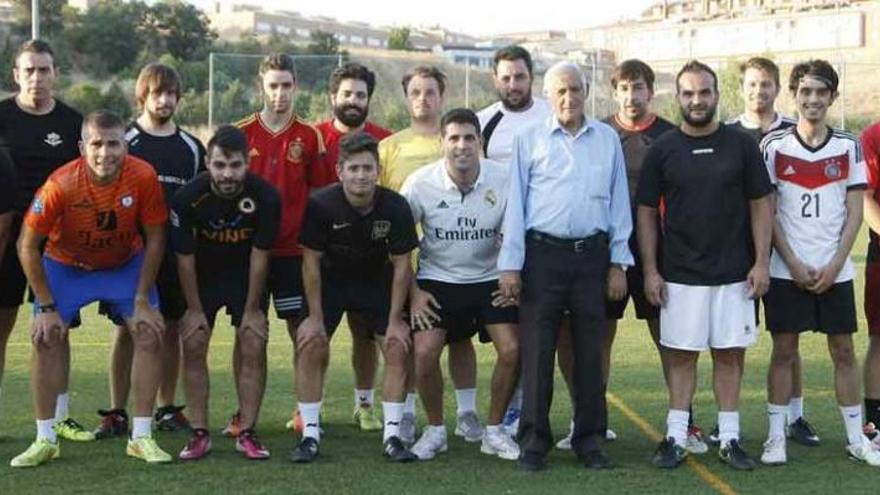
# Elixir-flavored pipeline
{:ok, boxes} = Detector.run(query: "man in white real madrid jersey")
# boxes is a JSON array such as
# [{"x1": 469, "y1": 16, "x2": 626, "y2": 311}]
[
  {"x1": 401, "y1": 109, "x2": 520, "y2": 461},
  {"x1": 758, "y1": 59, "x2": 880, "y2": 467}
]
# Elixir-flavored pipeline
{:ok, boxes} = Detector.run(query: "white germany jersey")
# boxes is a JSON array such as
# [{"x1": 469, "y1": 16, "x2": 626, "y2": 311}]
[
  {"x1": 476, "y1": 98, "x2": 551, "y2": 165},
  {"x1": 400, "y1": 158, "x2": 509, "y2": 284},
  {"x1": 761, "y1": 127, "x2": 867, "y2": 282}
]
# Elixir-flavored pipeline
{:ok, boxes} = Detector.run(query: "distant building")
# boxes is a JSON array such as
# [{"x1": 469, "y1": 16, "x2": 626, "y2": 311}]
[{"x1": 432, "y1": 44, "x2": 495, "y2": 69}]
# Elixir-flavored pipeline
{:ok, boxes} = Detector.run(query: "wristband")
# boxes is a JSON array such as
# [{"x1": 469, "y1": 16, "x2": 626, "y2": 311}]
[{"x1": 37, "y1": 303, "x2": 58, "y2": 313}]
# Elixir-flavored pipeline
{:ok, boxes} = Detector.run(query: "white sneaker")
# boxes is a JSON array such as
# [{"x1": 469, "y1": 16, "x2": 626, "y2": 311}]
[
  {"x1": 555, "y1": 420, "x2": 574, "y2": 450},
  {"x1": 454, "y1": 411, "x2": 484, "y2": 443},
  {"x1": 760, "y1": 437, "x2": 787, "y2": 465},
  {"x1": 685, "y1": 427, "x2": 709, "y2": 455},
  {"x1": 606, "y1": 428, "x2": 617, "y2": 441},
  {"x1": 481, "y1": 428, "x2": 520, "y2": 460},
  {"x1": 400, "y1": 413, "x2": 416, "y2": 445},
  {"x1": 411, "y1": 427, "x2": 447, "y2": 461},
  {"x1": 847, "y1": 439, "x2": 880, "y2": 467}
]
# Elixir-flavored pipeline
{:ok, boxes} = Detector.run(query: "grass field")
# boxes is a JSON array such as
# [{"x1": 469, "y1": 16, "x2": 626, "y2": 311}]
[{"x1": 1, "y1": 231, "x2": 879, "y2": 494}]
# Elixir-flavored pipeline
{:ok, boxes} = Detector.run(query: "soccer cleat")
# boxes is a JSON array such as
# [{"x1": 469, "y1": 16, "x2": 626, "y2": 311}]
[
  {"x1": 502, "y1": 407, "x2": 521, "y2": 437},
  {"x1": 353, "y1": 405, "x2": 383, "y2": 432},
  {"x1": 787, "y1": 417, "x2": 820, "y2": 447},
  {"x1": 285, "y1": 410, "x2": 303, "y2": 433},
  {"x1": 411, "y1": 427, "x2": 448, "y2": 460},
  {"x1": 155, "y1": 405, "x2": 191, "y2": 433},
  {"x1": 236, "y1": 429, "x2": 270, "y2": 460},
  {"x1": 605, "y1": 428, "x2": 618, "y2": 441},
  {"x1": 480, "y1": 429, "x2": 520, "y2": 460},
  {"x1": 685, "y1": 425, "x2": 709, "y2": 454},
  {"x1": 556, "y1": 422, "x2": 574, "y2": 450},
  {"x1": 10, "y1": 439, "x2": 60, "y2": 468},
  {"x1": 719, "y1": 439, "x2": 757, "y2": 471},
  {"x1": 383, "y1": 436, "x2": 417, "y2": 463},
  {"x1": 179, "y1": 429, "x2": 212, "y2": 461},
  {"x1": 847, "y1": 439, "x2": 880, "y2": 466},
  {"x1": 289, "y1": 436, "x2": 320, "y2": 463},
  {"x1": 221, "y1": 411, "x2": 242, "y2": 438},
  {"x1": 400, "y1": 412, "x2": 416, "y2": 445},
  {"x1": 708, "y1": 425, "x2": 720, "y2": 446},
  {"x1": 865, "y1": 423, "x2": 880, "y2": 449},
  {"x1": 760, "y1": 437, "x2": 787, "y2": 465},
  {"x1": 653, "y1": 437, "x2": 687, "y2": 469},
  {"x1": 94, "y1": 409, "x2": 129, "y2": 439},
  {"x1": 54, "y1": 417, "x2": 96, "y2": 442},
  {"x1": 454, "y1": 411, "x2": 484, "y2": 443},
  {"x1": 127, "y1": 435, "x2": 173, "y2": 464}
]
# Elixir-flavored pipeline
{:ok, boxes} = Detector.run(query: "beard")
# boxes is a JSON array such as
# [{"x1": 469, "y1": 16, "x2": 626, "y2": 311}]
[
  {"x1": 147, "y1": 108, "x2": 174, "y2": 125},
  {"x1": 499, "y1": 89, "x2": 532, "y2": 111},
  {"x1": 333, "y1": 103, "x2": 368, "y2": 128},
  {"x1": 680, "y1": 104, "x2": 716, "y2": 127}
]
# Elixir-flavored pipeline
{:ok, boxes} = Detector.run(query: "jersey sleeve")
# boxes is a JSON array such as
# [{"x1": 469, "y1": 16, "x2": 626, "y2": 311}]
[
  {"x1": 849, "y1": 138, "x2": 868, "y2": 189},
  {"x1": 760, "y1": 136, "x2": 778, "y2": 187},
  {"x1": 196, "y1": 140, "x2": 208, "y2": 174},
  {"x1": 398, "y1": 174, "x2": 423, "y2": 223},
  {"x1": 0, "y1": 153, "x2": 14, "y2": 215},
  {"x1": 254, "y1": 184, "x2": 282, "y2": 250},
  {"x1": 169, "y1": 190, "x2": 196, "y2": 255},
  {"x1": 308, "y1": 132, "x2": 331, "y2": 188},
  {"x1": 635, "y1": 143, "x2": 663, "y2": 208},
  {"x1": 387, "y1": 195, "x2": 419, "y2": 255},
  {"x1": 298, "y1": 197, "x2": 328, "y2": 252},
  {"x1": 378, "y1": 139, "x2": 395, "y2": 188},
  {"x1": 860, "y1": 126, "x2": 880, "y2": 189},
  {"x1": 139, "y1": 172, "x2": 169, "y2": 226},
  {"x1": 742, "y1": 135, "x2": 773, "y2": 200},
  {"x1": 24, "y1": 178, "x2": 64, "y2": 236}
]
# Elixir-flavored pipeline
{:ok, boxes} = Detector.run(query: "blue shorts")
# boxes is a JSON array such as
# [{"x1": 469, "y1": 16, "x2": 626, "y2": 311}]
[{"x1": 39, "y1": 252, "x2": 159, "y2": 327}]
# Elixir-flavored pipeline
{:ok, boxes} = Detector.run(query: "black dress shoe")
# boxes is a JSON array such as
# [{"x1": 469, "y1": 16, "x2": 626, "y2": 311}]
[
  {"x1": 517, "y1": 453, "x2": 547, "y2": 472},
  {"x1": 581, "y1": 449, "x2": 614, "y2": 470}
]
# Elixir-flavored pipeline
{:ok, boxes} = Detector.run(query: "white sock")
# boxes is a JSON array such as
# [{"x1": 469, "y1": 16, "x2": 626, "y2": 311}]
[
  {"x1": 355, "y1": 389, "x2": 374, "y2": 408},
  {"x1": 404, "y1": 393, "x2": 417, "y2": 416},
  {"x1": 54, "y1": 392, "x2": 69, "y2": 423},
  {"x1": 131, "y1": 417, "x2": 152, "y2": 439},
  {"x1": 788, "y1": 396, "x2": 804, "y2": 425},
  {"x1": 486, "y1": 423, "x2": 504, "y2": 435},
  {"x1": 36, "y1": 419, "x2": 57, "y2": 443},
  {"x1": 840, "y1": 405, "x2": 865, "y2": 446},
  {"x1": 455, "y1": 388, "x2": 477, "y2": 415},
  {"x1": 383, "y1": 401, "x2": 404, "y2": 442},
  {"x1": 767, "y1": 403, "x2": 788, "y2": 440},
  {"x1": 718, "y1": 411, "x2": 740, "y2": 446},
  {"x1": 299, "y1": 401, "x2": 322, "y2": 441},
  {"x1": 666, "y1": 409, "x2": 689, "y2": 447},
  {"x1": 508, "y1": 385, "x2": 523, "y2": 411},
  {"x1": 424, "y1": 424, "x2": 446, "y2": 437}
]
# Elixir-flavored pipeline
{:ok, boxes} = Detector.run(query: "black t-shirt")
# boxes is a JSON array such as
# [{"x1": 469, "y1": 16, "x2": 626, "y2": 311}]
[
  {"x1": 171, "y1": 172, "x2": 281, "y2": 284},
  {"x1": 125, "y1": 122, "x2": 206, "y2": 206},
  {"x1": 0, "y1": 153, "x2": 14, "y2": 214},
  {"x1": 603, "y1": 114, "x2": 676, "y2": 200},
  {"x1": 636, "y1": 124, "x2": 773, "y2": 285},
  {"x1": 0, "y1": 98, "x2": 82, "y2": 213},
  {"x1": 299, "y1": 184, "x2": 418, "y2": 280}
]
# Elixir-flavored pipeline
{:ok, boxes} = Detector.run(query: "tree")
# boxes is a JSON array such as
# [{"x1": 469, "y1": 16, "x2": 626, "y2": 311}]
[
  {"x1": 65, "y1": 0, "x2": 147, "y2": 75},
  {"x1": 307, "y1": 30, "x2": 339, "y2": 55},
  {"x1": 11, "y1": 0, "x2": 67, "y2": 39},
  {"x1": 387, "y1": 27, "x2": 412, "y2": 51},
  {"x1": 142, "y1": 0, "x2": 216, "y2": 61},
  {"x1": 102, "y1": 80, "x2": 132, "y2": 120}
]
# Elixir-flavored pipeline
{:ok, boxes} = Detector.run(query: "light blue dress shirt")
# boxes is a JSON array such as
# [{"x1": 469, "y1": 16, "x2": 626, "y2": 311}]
[{"x1": 498, "y1": 115, "x2": 634, "y2": 271}]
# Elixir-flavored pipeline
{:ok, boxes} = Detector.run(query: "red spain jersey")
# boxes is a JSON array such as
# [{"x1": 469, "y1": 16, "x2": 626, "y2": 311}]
[
  {"x1": 237, "y1": 112, "x2": 326, "y2": 256},
  {"x1": 25, "y1": 155, "x2": 168, "y2": 270},
  {"x1": 316, "y1": 120, "x2": 392, "y2": 183},
  {"x1": 861, "y1": 122, "x2": 880, "y2": 262}
]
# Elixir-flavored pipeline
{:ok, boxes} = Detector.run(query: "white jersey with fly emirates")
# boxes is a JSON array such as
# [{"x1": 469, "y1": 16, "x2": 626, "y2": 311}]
[
  {"x1": 400, "y1": 158, "x2": 508, "y2": 284},
  {"x1": 476, "y1": 98, "x2": 551, "y2": 164},
  {"x1": 761, "y1": 127, "x2": 867, "y2": 282}
]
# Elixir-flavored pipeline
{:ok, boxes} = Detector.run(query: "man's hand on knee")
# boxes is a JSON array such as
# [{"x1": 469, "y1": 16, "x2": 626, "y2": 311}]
[
  {"x1": 296, "y1": 316, "x2": 327, "y2": 353},
  {"x1": 31, "y1": 311, "x2": 65, "y2": 348},
  {"x1": 240, "y1": 309, "x2": 269, "y2": 343}
]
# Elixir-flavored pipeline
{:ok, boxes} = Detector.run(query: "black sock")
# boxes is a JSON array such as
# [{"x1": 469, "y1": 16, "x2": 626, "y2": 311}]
[
  {"x1": 865, "y1": 398, "x2": 880, "y2": 427},
  {"x1": 688, "y1": 406, "x2": 695, "y2": 428}
]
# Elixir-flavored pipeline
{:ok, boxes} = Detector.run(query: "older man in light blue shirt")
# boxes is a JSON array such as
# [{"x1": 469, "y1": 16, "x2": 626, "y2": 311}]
[{"x1": 498, "y1": 61, "x2": 633, "y2": 471}]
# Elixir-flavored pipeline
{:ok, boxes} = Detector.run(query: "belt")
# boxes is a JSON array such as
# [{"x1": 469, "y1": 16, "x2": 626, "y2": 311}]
[{"x1": 526, "y1": 230, "x2": 607, "y2": 253}]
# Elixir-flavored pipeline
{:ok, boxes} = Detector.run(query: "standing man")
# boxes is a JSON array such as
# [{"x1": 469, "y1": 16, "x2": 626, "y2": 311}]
[
  {"x1": 97, "y1": 63, "x2": 206, "y2": 438},
  {"x1": 402, "y1": 109, "x2": 520, "y2": 461},
  {"x1": 289, "y1": 132, "x2": 419, "y2": 463},
  {"x1": 860, "y1": 115, "x2": 880, "y2": 444},
  {"x1": 232, "y1": 53, "x2": 326, "y2": 436},
  {"x1": 11, "y1": 110, "x2": 171, "y2": 467},
  {"x1": 758, "y1": 60, "x2": 880, "y2": 467},
  {"x1": 475, "y1": 46, "x2": 550, "y2": 435},
  {"x1": 499, "y1": 61, "x2": 633, "y2": 471},
  {"x1": 173, "y1": 125, "x2": 280, "y2": 461},
  {"x1": 379, "y1": 66, "x2": 482, "y2": 443},
  {"x1": 316, "y1": 62, "x2": 391, "y2": 432},
  {"x1": 0, "y1": 40, "x2": 87, "y2": 441},
  {"x1": 638, "y1": 61, "x2": 773, "y2": 471}
]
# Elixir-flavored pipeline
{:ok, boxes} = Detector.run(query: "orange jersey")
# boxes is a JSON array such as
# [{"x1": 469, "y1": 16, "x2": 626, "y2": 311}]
[
  {"x1": 25, "y1": 155, "x2": 168, "y2": 270},
  {"x1": 237, "y1": 112, "x2": 326, "y2": 256}
]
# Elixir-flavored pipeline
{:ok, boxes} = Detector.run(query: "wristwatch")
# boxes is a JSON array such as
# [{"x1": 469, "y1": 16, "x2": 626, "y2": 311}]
[{"x1": 36, "y1": 303, "x2": 58, "y2": 313}]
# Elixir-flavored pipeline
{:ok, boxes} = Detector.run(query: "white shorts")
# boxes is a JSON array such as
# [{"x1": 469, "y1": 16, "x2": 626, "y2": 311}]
[{"x1": 660, "y1": 281, "x2": 758, "y2": 351}]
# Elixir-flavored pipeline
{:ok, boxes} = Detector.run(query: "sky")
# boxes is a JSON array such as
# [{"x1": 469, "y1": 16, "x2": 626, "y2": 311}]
[{"x1": 191, "y1": 0, "x2": 658, "y2": 37}]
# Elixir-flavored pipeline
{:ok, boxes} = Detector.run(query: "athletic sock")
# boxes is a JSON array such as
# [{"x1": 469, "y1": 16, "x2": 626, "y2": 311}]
[
  {"x1": 404, "y1": 393, "x2": 417, "y2": 416},
  {"x1": 36, "y1": 419, "x2": 57, "y2": 443},
  {"x1": 355, "y1": 389, "x2": 374, "y2": 408},
  {"x1": 840, "y1": 405, "x2": 865, "y2": 446},
  {"x1": 864, "y1": 398, "x2": 880, "y2": 427},
  {"x1": 455, "y1": 388, "x2": 477, "y2": 415},
  {"x1": 788, "y1": 396, "x2": 804, "y2": 425},
  {"x1": 131, "y1": 417, "x2": 152, "y2": 439},
  {"x1": 299, "y1": 401, "x2": 322, "y2": 441},
  {"x1": 718, "y1": 411, "x2": 740, "y2": 446},
  {"x1": 666, "y1": 409, "x2": 689, "y2": 447},
  {"x1": 383, "y1": 401, "x2": 404, "y2": 442},
  {"x1": 508, "y1": 385, "x2": 523, "y2": 411},
  {"x1": 688, "y1": 405, "x2": 695, "y2": 428},
  {"x1": 767, "y1": 403, "x2": 788, "y2": 440},
  {"x1": 54, "y1": 392, "x2": 69, "y2": 423}
]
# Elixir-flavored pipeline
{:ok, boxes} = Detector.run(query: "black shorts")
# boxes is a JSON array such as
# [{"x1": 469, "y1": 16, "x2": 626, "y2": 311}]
[
  {"x1": 763, "y1": 278, "x2": 857, "y2": 335},
  {"x1": 0, "y1": 217, "x2": 27, "y2": 308},
  {"x1": 299, "y1": 274, "x2": 393, "y2": 337},
  {"x1": 605, "y1": 261, "x2": 659, "y2": 320},
  {"x1": 269, "y1": 256, "x2": 304, "y2": 319},
  {"x1": 98, "y1": 255, "x2": 186, "y2": 324},
  {"x1": 201, "y1": 281, "x2": 268, "y2": 328},
  {"x1": 417, "y1": 279, "x2": 518, "y2": 343}
]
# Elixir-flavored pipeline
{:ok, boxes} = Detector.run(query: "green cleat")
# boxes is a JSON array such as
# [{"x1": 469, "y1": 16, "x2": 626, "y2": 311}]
[
  {"x1": 126, "y1": 435, "x2": 173, "y2": 464},
  {"x1": 353, "y1": 405, "x2": 383, "y2": 432},
  {"x1": 54, "y1": 417, "x2": 96, "y2": 442},
  {"x1": 10, "y1": 438, "x2": 61, "y2": 468}
]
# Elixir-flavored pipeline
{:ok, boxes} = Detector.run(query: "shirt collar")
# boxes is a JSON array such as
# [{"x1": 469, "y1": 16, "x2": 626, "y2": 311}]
[
  {"x1": 440, "y1": 161, "x2": 484, "y2": 192},
  {"x1": 736, "y1": 112, "x2": 783, "y2": 131},
  {"x1": 548, "y1": 115, "x2": 594, "y2": 138}
]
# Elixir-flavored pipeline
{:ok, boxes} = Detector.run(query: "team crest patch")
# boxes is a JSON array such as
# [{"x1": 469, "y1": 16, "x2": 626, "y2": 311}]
[
  {"x1": 239, "y1": 197, "x2": 256, "y2": 213},
  {"x1": 287, "y1": 139, "x2": 304, "y2": 163},
  {"x1": 824, "y1": 159, "x2": 842, "y2": 180},
  {"x1": 31, "y1": 198, "x2": 44, "y2": 214},
  {"x1": 484, "y1": 189, "x2": 497, "y2": 208},
  {"x1": 371, "y1": 220, "x2": 391, "y2": 240},
  {"x1": 121, "y1": 195, "x2": 134, "y2": 208}
]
